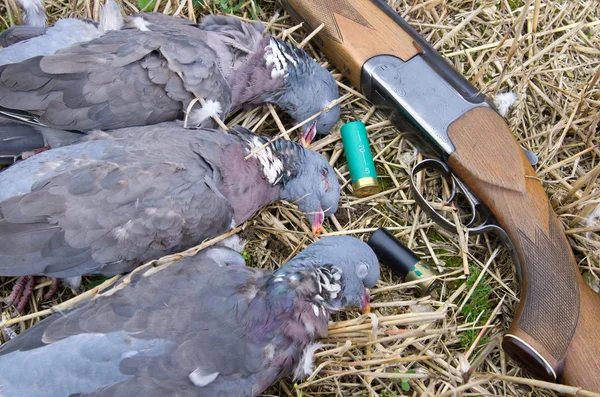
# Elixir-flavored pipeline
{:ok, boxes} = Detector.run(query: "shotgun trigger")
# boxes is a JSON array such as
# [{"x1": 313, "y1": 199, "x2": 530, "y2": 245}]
[
  {"x1": 410, "y1": 158, "x2": 522, "y2": 278},
  {"x1": 411, "y1": 159, "x2": 493, "y2": 233},
  {"x1": 411, "y1": 159, "x2": 466, "y2": 232}
]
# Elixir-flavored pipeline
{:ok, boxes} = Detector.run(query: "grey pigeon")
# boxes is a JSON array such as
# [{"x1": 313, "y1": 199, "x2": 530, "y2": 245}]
[
  {"x1": 0, "y1": 236, "x2": 379, "y2": 397},
  {"x1": 0, "y1": 0, "x2": 124, "y2": 66},
  {"x1": 0, "y1": 13, "x2": 340, "y2": 163},
  {"x1": 0, "y1": 122, "x2": 340, "y2": 280}
]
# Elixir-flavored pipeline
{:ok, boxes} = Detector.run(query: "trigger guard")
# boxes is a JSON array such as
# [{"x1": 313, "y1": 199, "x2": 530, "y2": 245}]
[
  {"x1": 411, "y1": 159, "x2": 458, "y2": 233},
  {"x1": 411, "y1": 159, "x2": 457, "y2": 201},
  {"x1": 410, "y1": 160, "x2": 523, "y2": 281},
  {"x1": 412, "y1": 158, "x2": 452, "y2": 176}
]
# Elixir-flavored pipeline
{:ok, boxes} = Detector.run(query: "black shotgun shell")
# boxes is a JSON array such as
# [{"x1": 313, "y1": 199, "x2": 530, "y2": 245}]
[{"x1": 367, "y1": 228, "x2": 440, "y2": 295}]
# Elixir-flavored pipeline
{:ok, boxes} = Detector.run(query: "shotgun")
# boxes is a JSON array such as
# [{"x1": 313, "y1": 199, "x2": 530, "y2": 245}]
[{"x1": 279, "y1": 0, "x2": 600, "y2": 391}]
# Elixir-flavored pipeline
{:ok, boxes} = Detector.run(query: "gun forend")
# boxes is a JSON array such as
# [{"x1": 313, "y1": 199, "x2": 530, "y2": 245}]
[{"x1": 279, "y1": 0, "x2": 600, "y2": 392}]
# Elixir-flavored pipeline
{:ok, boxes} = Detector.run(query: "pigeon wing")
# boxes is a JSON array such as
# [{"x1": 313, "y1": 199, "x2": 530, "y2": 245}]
[
  {"x1": 0, "y1": 28, "x2": 230, "y2": 131},
  {"x1": 0, "y1": 25, "x2": 47, "y2": 46},
  {"x1": 0, "y1": 254, "x2": 283, "y2": 396},
  {"x1": 0, "y1": 130, "x2": 234, "y2": 278},
  {"x1": 199, "y1": 14, "x2": 265, "y2": 55}
]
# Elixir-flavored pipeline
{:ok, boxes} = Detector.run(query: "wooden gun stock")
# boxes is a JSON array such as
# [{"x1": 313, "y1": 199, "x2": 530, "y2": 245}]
[
  {"x1": 280, "y1": 0, "x2": 420, "y2": 88},
  {"x1": 448, "y1": 107, "x2": 600, "y2": 390},
  {"x1": 280, "y1": 0, "x2": 600, "y2": 391}
]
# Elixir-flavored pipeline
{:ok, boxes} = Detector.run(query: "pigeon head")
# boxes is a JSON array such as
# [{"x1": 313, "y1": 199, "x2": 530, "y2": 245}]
[
  {"x1": 230, "y1": 127, "x2": 340, "y2": 235},
  {"x1": 263, "y1": 39, "x2": 341, "y2": 147},
  {"x1": 276, "y1": 236, "x2": 380, "y2": 312},
  {"x1": 273, "y1": 141, "x2": 340, "y2": 236}
]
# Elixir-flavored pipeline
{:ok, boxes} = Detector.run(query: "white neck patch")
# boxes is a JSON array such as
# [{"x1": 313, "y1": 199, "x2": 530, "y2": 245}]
[
  {"x1": 264, "y1": 39, "x2": 292, "y2": 80},
  {"x1": 246, "y1": 137, "x2": 284, "y2": 185}
]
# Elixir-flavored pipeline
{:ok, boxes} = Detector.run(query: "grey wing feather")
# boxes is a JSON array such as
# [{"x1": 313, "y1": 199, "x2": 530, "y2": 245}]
[
  {"x1": 195, "y1": 245, "x2": 247, "y2": 267},
  {"x1": 0, "y1": 25, "x2": 47, "y2": 46},
  {"x1": 130, "y1": 12, "x2": 199, "y2": 28},
  {"x1": 0, "y1": 19, "x2": 105, "y2": 66},
  {"x1": 0, "y1": 120, "x2": 83, "y2": 164},
  {"x1": 0, "y1": 255, "x2": 276, "y2": 396},
  {"x1": 198, "y1": 15, "x2": 265, "y2": 81},
  {"x1": 0, "y1": 28, "x2": 230, "y2": 131},
  {"x1": 0, "y1": 134, "x2": 112, "y2": 198},
  {"x1": 0, "y1": 122, "x2": 45, "y2": 164},
  {"x1": 0, "y1": 124, "x2": 235, "y2": 278},
  {"x1": 199, "y1": 14, "x2": 264, "y2": 54}
]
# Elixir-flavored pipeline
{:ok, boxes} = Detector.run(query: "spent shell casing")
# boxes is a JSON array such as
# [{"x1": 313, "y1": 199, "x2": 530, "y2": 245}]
[{"x1": 367, "y1": 228, "x2": 441, "y2": 295}]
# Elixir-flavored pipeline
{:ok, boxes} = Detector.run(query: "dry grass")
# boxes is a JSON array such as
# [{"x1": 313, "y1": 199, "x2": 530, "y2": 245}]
[{"x1": 1, "y1": 0, "x2": 599, "y2": 396}]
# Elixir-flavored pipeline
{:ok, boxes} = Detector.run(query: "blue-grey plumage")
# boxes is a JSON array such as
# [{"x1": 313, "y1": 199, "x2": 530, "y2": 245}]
[
  {"x1": 0, "y1": 122, "x2": 340, "y2": 279},
  {"x1": 198, "y1": 16, "x2": 340, "y2": 143},
  {"x1": 0, "y1": 0, "x2": 124, "y2": 66},
  {"x1": 0, "y1": 13, "x2": 340, "y2": 162},
  {"x1": 258, "y1": 39, "x2": 341, "y2": 147},
  {"x1": 0, "y1": 236, "x2": 380, "y2": 397}
]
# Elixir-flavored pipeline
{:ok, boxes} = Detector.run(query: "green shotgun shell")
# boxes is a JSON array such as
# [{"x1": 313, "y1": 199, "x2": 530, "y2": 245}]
[{"x1": 340, "y1": 121, "x2": 381, "y2": 197}]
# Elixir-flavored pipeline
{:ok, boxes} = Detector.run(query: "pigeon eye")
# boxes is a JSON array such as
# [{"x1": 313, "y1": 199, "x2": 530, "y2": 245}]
[{"x1": 356, "y1": 262, "x2": 369, "y2": 279}]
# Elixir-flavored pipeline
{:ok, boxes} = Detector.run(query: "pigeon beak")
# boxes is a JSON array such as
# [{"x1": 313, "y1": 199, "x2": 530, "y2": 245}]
[
  {"x1": 300, "y1": 120, "x2": 317, "y2": 148},
  {"x1": 361, "y1": 287, "x2": 371, "y2": 314},
  {"x1": 311, "y1": 205, "x2": 325, "y2": 236}
]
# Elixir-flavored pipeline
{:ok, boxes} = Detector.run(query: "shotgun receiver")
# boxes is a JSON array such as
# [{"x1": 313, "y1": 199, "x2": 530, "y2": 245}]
[{"x1": 280, "y1": 0, "x2": 600, "y2": 391}]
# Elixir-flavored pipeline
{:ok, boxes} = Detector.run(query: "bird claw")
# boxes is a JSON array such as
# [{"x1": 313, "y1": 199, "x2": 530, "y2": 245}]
[
  {"x1": 4, "y1": 276, "x2": 60, "y2": 314},
  {"x1": 16, "y1": 277, "x2": 35, "y2": 313},
  {"x1": 4, "y1": 276, "x2": 29, "y2": 308},
  {"x1": 43, "y1": 278, "x2": 60, "y2": 301},
  {"x1": 4, "y1": 276, "x2": 36, "y2": 313}
]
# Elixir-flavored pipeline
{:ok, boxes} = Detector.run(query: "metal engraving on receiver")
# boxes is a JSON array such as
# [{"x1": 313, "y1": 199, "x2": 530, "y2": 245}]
[{"x1": 361, "y1": 55, "x2": 490, "y2": 155}]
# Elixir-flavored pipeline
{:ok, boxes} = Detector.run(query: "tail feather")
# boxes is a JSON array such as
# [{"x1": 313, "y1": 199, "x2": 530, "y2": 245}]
[
  {"x1": 0, "y1": 195, "x2": 99, "y2": 278},
  {"x1": 0, "y1": 123, "x2": 45, "y2": 164},
  {"x1": 0, "y1": 26, "x2": 47, "y2": 47},
  {"x1": 0, "y1": 107, "x2": 45, "y2": 127},
  {"x1": 0, "y1": 120, "x2": 83, "y2": 164}
]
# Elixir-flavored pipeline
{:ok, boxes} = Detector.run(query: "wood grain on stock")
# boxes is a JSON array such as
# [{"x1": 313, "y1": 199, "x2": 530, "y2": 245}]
[
  {"x1": 280, "y1": 0, "x2": 420, "y2": 87},
  {"x1": 448, "y1": 107, "x2": 600, "y2": 392}
]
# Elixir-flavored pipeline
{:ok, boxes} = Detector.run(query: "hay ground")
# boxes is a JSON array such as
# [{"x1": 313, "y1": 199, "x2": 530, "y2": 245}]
[{"x1": 0, "y1": 0, "x2": 599, "y2": 396}]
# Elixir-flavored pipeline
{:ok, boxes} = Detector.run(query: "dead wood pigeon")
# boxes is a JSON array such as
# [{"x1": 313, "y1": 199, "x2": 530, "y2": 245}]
[
  {"x1": 0, "y1": 0, "x2": 124, "y2": 65},
  {"x1": 0, "y1": 236, "x2": 379, "y2": 397},
  {"x1": 0, "y1": 13, "x2": 340, "y2": 162},
  {"x1": 0, "y1": 122, "x2": 339, "y2": 297}
]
